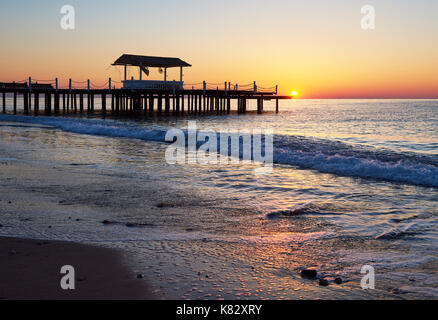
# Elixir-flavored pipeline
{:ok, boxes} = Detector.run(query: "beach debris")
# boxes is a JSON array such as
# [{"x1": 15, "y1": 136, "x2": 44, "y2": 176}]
[
  {"x1": 334, "y1": 277, "x2": 343, "y2": 285},
  {"x1": 300, "y1": 269, "x2": 317, "y2": 279},
  {"x1": 319, "y1": 279, "x2": 330, "y2": 287}
]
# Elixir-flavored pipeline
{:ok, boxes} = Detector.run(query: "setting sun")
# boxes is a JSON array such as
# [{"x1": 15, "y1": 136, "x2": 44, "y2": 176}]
[{"x1": 291, "y1": 91, "x2": 298, "y2": 97}]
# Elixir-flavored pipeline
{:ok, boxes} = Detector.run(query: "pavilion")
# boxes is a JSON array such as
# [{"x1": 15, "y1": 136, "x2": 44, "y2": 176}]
[{"x1": 112, "y1": 54, "x2": 192, "y2": 90}]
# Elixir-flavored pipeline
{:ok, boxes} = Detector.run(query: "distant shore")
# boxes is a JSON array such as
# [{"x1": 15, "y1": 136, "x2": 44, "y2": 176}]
[{"x1": 0, "y1": 236, "x2": 153, "y2": 300}]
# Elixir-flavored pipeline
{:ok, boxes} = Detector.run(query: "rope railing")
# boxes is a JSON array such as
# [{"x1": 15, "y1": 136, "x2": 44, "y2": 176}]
[{"x1": 8, "y1": 78, "x2": 278, "y2": 93}]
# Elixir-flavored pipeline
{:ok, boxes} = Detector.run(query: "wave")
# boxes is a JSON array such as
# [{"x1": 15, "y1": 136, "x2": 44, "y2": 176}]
[{"x1": 1, "y1": 114, "x2": 437, "y2": 188}]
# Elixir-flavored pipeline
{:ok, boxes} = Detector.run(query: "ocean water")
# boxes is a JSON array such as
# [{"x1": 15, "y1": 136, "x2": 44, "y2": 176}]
[{"x1": 0, "y1": 99, "x2": 437, "y2": 299}]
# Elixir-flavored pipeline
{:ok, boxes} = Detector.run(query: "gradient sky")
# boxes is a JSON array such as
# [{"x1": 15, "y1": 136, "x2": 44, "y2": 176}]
[{"x1": 0, "y1": 0, "x2": 437, "y2": 98}]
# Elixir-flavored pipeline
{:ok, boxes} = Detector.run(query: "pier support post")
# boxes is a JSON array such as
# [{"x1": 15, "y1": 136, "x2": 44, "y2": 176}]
[
  {"x1": 227, "y1": 98, "x2": 230, "y2": 114},
  {"x1": 276, "y1": 98, "x2": 279, "y2": 114},
  {"x1": 23, "y1": 92, "x2": 29, "y2": 114},
  {"x1": 73, "y1": 94, "x2": 77, "y2": 113},
  {"x1": 62, "y1": 94, "x2": 66, "y2": 113},
  {"x1": 115, "y1": 94, "x2": 120, "y2": 113},
  {"x1": 111, "y1": 94, "x2": 114, "y2": 113},
  {"x1": 79, "y1": 94, "x2": 83, "y2": 113},
  {"x1": 54, "y1": 93, "x2": 60, "y2": 114},
  {"x1": 176, "y1": 94, "x2": 180, "y2": 116},
  {"x1": 149, "y1": 94, "x2": 154, "y2": 116},
  {"x1": 2, "y1": 92, "x2": 5, "y2": 114},
  {"x1": 165, "y1": 94, "x2": 170, "y2": 116},
  {"x1": 35, "y1": 93, "x2": 39, "y2": 115},
  {"x1": 101, "y1": 94, "x2": 106, "y2": 113},
  {"x1": 46, "y1": 93, "x2": 52, "y2": 115},
  {"x1": 13, "y1": 91, "x2": 17, "y2": 114},
  {"x1": 49, "y1": 93, "x2": 52, "y2": 114},
  {"x1": 157, "y1": 94, "x2": 163, "y2": 115},
  {"x1": 199, "y1": 95, "x2": 202, "y2": 115}
]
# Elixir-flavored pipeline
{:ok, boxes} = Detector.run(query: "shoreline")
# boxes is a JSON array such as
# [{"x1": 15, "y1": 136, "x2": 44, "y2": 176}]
[{"x1": 0, "y1": 236, "x2": 153, "y2": 300}]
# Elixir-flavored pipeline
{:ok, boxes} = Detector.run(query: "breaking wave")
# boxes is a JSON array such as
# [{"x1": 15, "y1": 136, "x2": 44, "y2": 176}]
[{"x1": 1, "y1": 114, "x2": 437, "y2": 188}]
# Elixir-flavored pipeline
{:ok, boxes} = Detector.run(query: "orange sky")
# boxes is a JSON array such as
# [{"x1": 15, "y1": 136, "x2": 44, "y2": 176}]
[{"x1": 0, "y1": 0, "x2": 437, "y2": 98}]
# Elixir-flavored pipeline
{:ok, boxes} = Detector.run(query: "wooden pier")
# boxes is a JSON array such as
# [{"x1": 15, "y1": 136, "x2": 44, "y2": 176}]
[
  {"x1": 0, "y1": 85, "x2": 292, "y2": 117},
  {"x1": 0, "y1": 55, "x2": 292, "y2": 118}
]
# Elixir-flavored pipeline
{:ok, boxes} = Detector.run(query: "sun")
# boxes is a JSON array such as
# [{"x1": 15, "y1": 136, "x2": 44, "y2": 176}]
[{"x1": 291, "y1": 91, "x2": 298, "y2": 97}]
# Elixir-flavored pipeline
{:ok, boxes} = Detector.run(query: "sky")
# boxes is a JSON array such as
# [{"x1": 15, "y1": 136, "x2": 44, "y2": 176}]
[{"x1": 0, "y1": 0, "x2": 437, "y2": 98}]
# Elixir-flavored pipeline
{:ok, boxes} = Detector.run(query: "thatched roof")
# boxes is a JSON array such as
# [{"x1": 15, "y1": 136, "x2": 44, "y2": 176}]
[{"x1": 113, "y1": 54, "x2": 191, "y2": 68}]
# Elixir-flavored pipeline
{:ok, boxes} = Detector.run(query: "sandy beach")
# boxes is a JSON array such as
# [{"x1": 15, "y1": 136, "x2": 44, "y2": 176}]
[{"x1": 0, "y1": 236, "x2": 152, "y2": 300}]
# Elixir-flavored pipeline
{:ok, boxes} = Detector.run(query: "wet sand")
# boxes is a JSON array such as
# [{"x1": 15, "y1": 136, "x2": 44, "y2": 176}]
[
  {"x1": 0, "y1": 236, "x2": 153, "y2": 300},
  {"x1": 0, "y1": 141, "x2": 425, "y2": 300}
]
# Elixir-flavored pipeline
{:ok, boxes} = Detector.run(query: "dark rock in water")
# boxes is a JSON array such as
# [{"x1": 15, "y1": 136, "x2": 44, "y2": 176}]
[
  {"x1": 102, "y1": 220, "x2": 117, "y2": 225},
  {"x1": 266, "y1": 205, "x2": 317, "y2": 219},
  {"x1": 391, "y1": 288, "x2": 402, "y2": 295},
  {"x1": 0, "y1": 224, "x2": 3, "y2": 228},
  {"x1": 48, "y1": 226, "x2": 52, "y2": 229},
  {"x1": 301, "y1": 269, "x2": 317, "y2": 279},
  {"x1": 126, "y1": 222, "x2": 153, "y2": 228},
  {"x1": 319, "y1": 279, "x2": 330, "y2": 287},
  {"x1": 137, "y1": 274, "x2": 144, "y2": 279},
  {"x1": 334, "y1": 277, "x2": 343, "y2": 285}
]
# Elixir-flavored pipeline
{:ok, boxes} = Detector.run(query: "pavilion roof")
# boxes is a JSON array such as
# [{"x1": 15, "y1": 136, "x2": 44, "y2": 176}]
[{"x1": 112, "y1": 54, "x2": 191, "y2": 68}]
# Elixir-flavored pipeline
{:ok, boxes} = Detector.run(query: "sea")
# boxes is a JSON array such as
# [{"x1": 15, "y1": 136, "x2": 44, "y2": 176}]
[{"x1": 0, "y1": 99, "x2": 437, "y2": 299}]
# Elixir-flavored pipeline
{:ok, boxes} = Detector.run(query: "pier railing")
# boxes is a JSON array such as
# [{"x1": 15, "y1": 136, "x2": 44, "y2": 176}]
[{"x1": 0, "y1": 77, "x2": 291, "y2": 117}]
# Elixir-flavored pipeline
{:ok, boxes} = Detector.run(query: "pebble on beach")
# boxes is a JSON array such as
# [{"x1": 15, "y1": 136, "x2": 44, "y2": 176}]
[
  {"x1": 300, "y1": 269, "x2": 317, "y2": 279},
  {"x1": 334, "y1": 277, "x2": 343, "y2": 285},
  {"x1": 319, "y1": 279, "x2": 330, "y2": 287}
]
